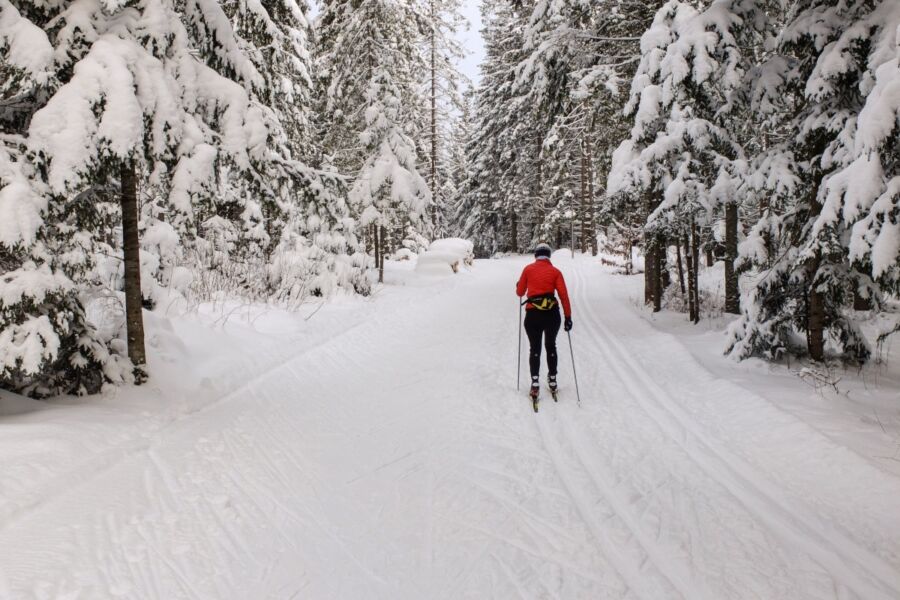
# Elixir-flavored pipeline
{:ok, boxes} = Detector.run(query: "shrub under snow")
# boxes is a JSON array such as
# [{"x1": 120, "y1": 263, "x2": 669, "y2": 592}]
[{"x1": 415, "y1": 239, "x2": 475, "y2": 275}]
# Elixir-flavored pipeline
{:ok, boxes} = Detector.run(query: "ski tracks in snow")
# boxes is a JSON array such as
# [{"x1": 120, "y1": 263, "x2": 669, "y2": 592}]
[
  {"x1": 1, "y1": 256, "x2": 899, "y2": 599},
  {"x1": 554, "y1": 257, "x2": 900, "y2": 600}
]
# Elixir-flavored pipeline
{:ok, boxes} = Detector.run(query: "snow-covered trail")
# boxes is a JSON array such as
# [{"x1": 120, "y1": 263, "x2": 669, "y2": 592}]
[{"x1": 2, "y1": 255, "x2": 899, "y2": 599}]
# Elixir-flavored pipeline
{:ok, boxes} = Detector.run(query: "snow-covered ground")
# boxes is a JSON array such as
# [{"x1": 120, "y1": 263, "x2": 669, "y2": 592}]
[{"x1": 1, "y1": 253, "x2": 899, "y2": 599}]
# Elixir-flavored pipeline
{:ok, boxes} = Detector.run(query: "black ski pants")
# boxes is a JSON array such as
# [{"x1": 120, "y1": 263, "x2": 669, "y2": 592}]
[{"x1": 524, "y1": 308, "x2": 561, "y2": 379}]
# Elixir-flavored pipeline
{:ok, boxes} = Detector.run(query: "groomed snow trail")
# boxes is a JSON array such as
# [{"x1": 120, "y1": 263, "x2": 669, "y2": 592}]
[{"x1": 2, "y1": 255, "x2": 899, "y2": 599}]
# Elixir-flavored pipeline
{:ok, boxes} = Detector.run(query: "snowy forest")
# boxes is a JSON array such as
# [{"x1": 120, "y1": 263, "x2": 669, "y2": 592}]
[
  {"x1": 2, "y1": 0, "x2": 900, "y2": 598},
  {"x1": 2, "y1": 0, "x2": 898, "y2": 398}
]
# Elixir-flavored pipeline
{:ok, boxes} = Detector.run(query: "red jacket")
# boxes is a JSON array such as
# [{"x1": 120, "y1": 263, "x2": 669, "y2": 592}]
[{"x1": 516, "y1": 259, "x2": 571, "y2": 317}]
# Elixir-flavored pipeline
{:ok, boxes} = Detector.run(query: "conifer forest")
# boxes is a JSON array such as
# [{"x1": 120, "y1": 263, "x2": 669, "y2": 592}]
[{"x1": 0, "y1": 0, "x2": 899, "y2": 598}]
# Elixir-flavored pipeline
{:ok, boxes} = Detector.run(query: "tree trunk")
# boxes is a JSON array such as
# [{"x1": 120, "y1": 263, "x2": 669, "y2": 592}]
[
  {"x1": 625, "y1": 237, "x2": 633, "y2": 275},
  {"x1": 644, "y1": 241, "x2": 656, "y2": 306},
  {"x1": 377, "y1": 224, "x2": 385, "y2": 283},
  {"x1": 555, "y1": 226, "x2": 562, "y2": 249},
  {"x1": 684, "y1": 233, "x2": 695, "y2": 320},
  {"x1": 724, "y1": 202, "x2": 740, "y2": 314},
  {"x1": 660, "y1": 237, "x2": 671, "y2": 291},
  {"x1": 807, "y1": 257, "x2": 824, "y2": 360},
  {"x1": 675, "y1": 238, "x2": 686, "y2": 297},
  {"x1": 429, "y1": 0, "x2": 438, "y2": 232},
  {"x1": 510, "y1": 209, "x2": 518, "y2": 253},
  {"x1": 654, "y1": 235, "x2": 664, "y2": 312},
  {"x1": 805, "y1": 176, "x2": 825, "y2": 360},
  {"x1": 587, "y1": 138, "x2": 597, "y2": 256},
  {"x1": 691, "y1": 221, "x2": 701, "y2": 323},
  {"x1": 644, "y1": 235, "x2": 663, "y2": 312},
  {"x1": 705, "y1": 244, "x2": 714, "y2": 267},
  {"x1": 120, "y1": 159, "x2": 146, "y2": 377},
  {"x1": 760, "y1": 194, "x2": 773, "y2": 267},
  {"x1": 580, "y1": 138, "x2": 588, "y2": 254},
  {"x1": 534, "y1": 136, "x2": 543, "y2": 237},
  {"x1": 373, "y1": 223, "x2": 379, "y2": 276}
]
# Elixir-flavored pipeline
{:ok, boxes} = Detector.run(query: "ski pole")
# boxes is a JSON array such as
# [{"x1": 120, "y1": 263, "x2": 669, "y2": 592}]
[
  {"x1": 517, "y1": 300, "x2": 523, "y2": 391},
  {"x1": 567, "y1": 330, "x2": 582, "y2": 405}
]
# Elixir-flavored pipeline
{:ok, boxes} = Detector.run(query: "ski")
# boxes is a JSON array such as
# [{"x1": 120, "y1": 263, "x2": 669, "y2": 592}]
[
  {"x1": 530, "y1": 389, "x2": 540, "y2": 412},
  {"x1": 549, "y1": 387, "x2": 558, "y2": 402}
]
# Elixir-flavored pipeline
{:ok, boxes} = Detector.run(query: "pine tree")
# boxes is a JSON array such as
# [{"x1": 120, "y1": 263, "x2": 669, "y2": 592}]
[
  {"x1": 316, "y1": 0, "x2": 432, "y2": 279},
  {"x1": 415, "y1": 0, "x2": 467, "y2": 237},
  {"x1": 609, "y1": 0, "x2": 767, "y2": 318},
  {"x1": 460, "y1": 0, "x2": 535, "y2": 255},
  {"x1": 727, "y1": 0, "x2": 897, "y2": 362}
]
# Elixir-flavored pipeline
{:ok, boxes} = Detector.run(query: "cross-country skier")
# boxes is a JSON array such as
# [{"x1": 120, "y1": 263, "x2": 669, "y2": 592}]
[{"x1": 516, "y1": 243, "x2": 572, "y2": 402}]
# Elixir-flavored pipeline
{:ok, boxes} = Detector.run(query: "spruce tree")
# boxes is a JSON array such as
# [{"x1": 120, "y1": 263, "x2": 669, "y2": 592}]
[
  {"x1": 727, "y1": 0, "x2": 896, "y2": 362},
  {"x1": 609, "y1": 0, "x2": 768, "y2": 317},
  {"x1": 315, "y1": 0, "x2": 432, "y2": 278}
]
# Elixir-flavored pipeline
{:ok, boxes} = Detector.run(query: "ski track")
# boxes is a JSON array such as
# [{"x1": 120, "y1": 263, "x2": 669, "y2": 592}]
[
  {"x1": 1, "y1": 256, "x2": 899, "y2": 599},
  {"x1": 572, "y1": 263, "x2": 900, "y2": 599}
]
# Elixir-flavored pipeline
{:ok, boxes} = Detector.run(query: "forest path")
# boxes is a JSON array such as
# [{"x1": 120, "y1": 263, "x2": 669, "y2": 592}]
[{"x1": 1, "y1": 254, "x2": 899, "y2": 599}]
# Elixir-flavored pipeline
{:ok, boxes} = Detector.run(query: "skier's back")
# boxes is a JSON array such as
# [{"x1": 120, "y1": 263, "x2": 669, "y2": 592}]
[{"x1": 516, "y1": 243, "x2": 572, "y2": 403}]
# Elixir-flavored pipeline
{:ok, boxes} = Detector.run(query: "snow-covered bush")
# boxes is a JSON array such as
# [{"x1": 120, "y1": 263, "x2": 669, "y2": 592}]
[
  {"x1": 415, "y1": 238, "x2": 474, "y2": 275},
  {"x1": 392, "y1": 248, "x2": 416, "y2": 261}
]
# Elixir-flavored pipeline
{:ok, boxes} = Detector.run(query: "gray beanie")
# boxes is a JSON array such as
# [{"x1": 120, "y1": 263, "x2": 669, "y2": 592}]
[{"x1": 534, "y1": 243, "x2": 552, "y2": 258}]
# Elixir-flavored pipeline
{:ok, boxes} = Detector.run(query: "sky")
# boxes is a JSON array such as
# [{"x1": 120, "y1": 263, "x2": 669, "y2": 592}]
[{"x1": 458, "y1": 0, "x2": 485, "y2": 87}]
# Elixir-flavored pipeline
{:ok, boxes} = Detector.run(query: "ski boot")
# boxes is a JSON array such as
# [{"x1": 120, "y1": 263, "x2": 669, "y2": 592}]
[
  {"x1": 529, "y1": 376, "x2": 540, "y2": 412},
  {"x1": 548, "y1": 374, "x2": 559, "y2": 402}
]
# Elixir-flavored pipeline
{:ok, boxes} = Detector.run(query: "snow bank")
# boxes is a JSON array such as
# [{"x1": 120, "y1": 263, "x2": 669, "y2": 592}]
[{"x1": 414, "y1": 238, "x2": 474, "y2": 276}]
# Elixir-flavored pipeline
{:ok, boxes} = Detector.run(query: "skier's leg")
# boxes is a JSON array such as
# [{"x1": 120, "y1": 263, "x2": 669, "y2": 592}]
[
  {"x1": 524, "y1": 310, "x2": 543, "y2": 379},
  {"x1": 545, "y1": 310, "x2": 562, "y2": 376}
]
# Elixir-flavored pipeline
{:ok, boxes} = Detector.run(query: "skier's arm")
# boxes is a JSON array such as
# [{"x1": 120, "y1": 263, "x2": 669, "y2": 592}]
[
  {"x1": 556, "y1": 271, "x2": 571, "y2": 317},
  {"x1": 516, "y1": 268, "x2": 528, "y2": 297}
]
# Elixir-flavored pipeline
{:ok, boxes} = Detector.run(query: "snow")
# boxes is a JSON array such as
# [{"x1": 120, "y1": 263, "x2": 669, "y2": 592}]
[
  {"x1": 1, "y1": 254, "x2": 899, "y2": 598},
  {"x1": 0, "y1": 146, "x2": 46, "y2": 249},
  {"x1": 0, "y1": 0, "x2": 52, "y2": 80},
  {"x1": 0, "y1": 314, "x2": 60, "y2": 376},
  {"x1": 415, "y1": 237, "x2": 475, "y2": 275}
]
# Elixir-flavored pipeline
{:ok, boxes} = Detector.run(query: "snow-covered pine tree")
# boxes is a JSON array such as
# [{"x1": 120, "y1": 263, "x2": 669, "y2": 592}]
[
  {"x1": 539, "y1": 119, "x2": 580, "y2": 248},
  {"x1": 453, "y1": 81, "x2": 507, "y2": 257},
  {"x1": 517, "y1": 0, "x2": 596, "y2": 252},
  {"x1": 513, "y1": 0, "x2": 671, "y2": 255},
  {"x1": 314, "y1": 0, "x2": 363, "y2": 173},
  {"x1": 349, "y1": 65, "x2": 431, "y2": 283},
  {"x1": 817, "y1": 1, "x2": 899, "y2": 311},
  {"x1": 446, "y1": 89, "x2": 473, "y2": 233},
  {"x1": 609, "y1": 0, "x2": 766, "y2": 317},
  {"x1": 460, "y1": 0, "x2": 536, "y2": 255},
  {"x1": 231, "y1": 0, "x2": 315, "y2": 162},
  {"x1": 415, "y1": 0, "x2": 467, "y2": 237},
  {"x1": 727, "y1": 0, "x2": 897, "y2": 362},
  {"x1": 0, "y1": 0, "x2": 132, "y2": 395},
  {"x1": 227, "y1": 0, "x2": 371, "y2": 302},
  {"x1": 316, "y1": 0, "x2": 431, "y2": 281}
]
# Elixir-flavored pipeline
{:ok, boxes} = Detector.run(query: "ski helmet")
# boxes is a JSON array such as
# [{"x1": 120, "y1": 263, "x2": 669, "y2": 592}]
[{"x1": 534, "y1": 243, "x2": 552, "y2": 258}]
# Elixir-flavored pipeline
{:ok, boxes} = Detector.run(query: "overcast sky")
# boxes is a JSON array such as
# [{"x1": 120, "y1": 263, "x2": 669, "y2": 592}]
[{"x1": 457, "y1": 0, "x2": 485, "y2": 88}]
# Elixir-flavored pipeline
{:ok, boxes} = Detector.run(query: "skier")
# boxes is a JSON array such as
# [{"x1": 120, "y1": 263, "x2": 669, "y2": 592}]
[{"x1": 516, "y1": 243, "x2": 572, "y2": 403}]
